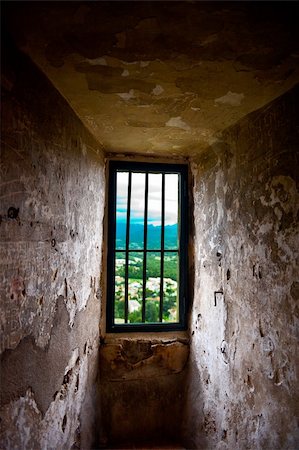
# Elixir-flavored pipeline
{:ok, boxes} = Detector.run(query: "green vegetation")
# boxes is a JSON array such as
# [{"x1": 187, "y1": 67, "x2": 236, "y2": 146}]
[
  {"x1": 116, "y1": 223, "x2": 178, "y2": 250},
  {"x1": 114, "y1": 224, "x2": 179, "y2": 324},
  {"x1": 114, "y1": 253, "x2": 179, "y2": 323},
  {"x1": 115, "y1": 253, "x2": 178, "y2": 281}
]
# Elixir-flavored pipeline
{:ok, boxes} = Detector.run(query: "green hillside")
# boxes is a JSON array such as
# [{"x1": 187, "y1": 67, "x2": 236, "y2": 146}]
[{"x1": 116, "y1": 222, "x2": 178, "y2": 249}]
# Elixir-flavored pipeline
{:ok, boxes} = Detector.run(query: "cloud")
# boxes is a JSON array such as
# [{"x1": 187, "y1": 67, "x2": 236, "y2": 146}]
[{"x1": 116, "y1": 172, "x2": 178, "y2": 225}]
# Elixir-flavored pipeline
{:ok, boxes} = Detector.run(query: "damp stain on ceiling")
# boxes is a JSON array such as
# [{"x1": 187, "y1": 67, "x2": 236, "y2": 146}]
[{"x1": 4, "y1": 2, "x2": 299, "y2": 157}]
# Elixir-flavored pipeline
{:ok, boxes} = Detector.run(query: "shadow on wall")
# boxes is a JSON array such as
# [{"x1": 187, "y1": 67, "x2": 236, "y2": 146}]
[
  {"x1": 184, "y1": 84, "x2": 299, "y2": 449},
  {"x1": 0, "y1": 33, "x2": 105, "y2": 450},
  {"x1": 98, "y1": 339, "x2": 189, "y2": 448}
]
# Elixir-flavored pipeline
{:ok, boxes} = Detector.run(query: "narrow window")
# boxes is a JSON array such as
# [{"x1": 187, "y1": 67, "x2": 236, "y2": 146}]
[{"x1": 106, "y1": 161, "x2": 188, "y2": 332}]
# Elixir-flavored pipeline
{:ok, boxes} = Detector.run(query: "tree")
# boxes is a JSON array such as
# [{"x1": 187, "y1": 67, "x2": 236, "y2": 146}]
[{"x1": 145, "y1": 300, "x2": 159, "y2": 323}]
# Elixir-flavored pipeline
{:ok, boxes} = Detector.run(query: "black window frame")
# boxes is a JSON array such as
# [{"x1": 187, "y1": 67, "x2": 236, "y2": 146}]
[{"x1": 106, "y1": 160, "x2": 188, "y2": 333}]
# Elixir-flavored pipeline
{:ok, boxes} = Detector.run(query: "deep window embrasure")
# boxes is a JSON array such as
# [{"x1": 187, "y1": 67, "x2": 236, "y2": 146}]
[{"x1": 106, "y1": 161, "x2": 188, "y2": 332}]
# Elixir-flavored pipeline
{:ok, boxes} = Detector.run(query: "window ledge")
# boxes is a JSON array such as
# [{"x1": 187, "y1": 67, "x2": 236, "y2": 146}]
[
  {"x1": 102, "y1": 330, "x2": 189, "y2": 345},
  {"x1": 99, "y1": 333, "x2": 190, "y2": 381}
]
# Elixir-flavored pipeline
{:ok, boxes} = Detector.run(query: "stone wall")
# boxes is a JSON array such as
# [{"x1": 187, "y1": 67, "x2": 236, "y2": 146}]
[
  {"x1": 183, "y1": 85, "x2": 299, "y2": 449},
  {"x1": 1, "y1": 24, "x2": 298, "y2": 450},
  {"x1": 99, "y1": 337, "x2": 189, "y2": 447},
  {"x1": 0, "y1": 38, "x2": 105, "y2": 449}
]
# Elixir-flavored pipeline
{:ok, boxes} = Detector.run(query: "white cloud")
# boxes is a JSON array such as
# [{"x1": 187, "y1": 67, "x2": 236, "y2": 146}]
[{"x1": 116, "y1": 172, "x2": 178, "y2": 225}]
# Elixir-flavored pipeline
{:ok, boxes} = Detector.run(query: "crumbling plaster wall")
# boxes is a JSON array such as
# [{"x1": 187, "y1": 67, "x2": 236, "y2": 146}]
[
  {"x1": 183, "y1": 85, "x2": 299, "y2": 449},
  {"x1": 98, "y1": 337, "x2": 189, "y2": 447},
  {"x1": 4, "y1": 3, "x2": 299, "y2": 157},
  {"x1": 0, "y1": 41, "x2": 105, "y2": 449}
]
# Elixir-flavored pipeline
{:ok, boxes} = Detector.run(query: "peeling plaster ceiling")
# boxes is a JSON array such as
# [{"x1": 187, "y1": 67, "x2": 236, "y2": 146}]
[{"x1": 4, "y1": 2, "x2": 299, "y2": 157}]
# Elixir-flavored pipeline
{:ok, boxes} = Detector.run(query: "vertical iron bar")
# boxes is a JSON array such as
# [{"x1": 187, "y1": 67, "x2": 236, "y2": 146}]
[
  {"x1": 159, "y1": 173, "x2": 165, "y2": 322},
  {"x1": 176, "y1": 175, "x2": 181, "y2": 320},
  {"x1": 142, "y1": 172, "x2": 149, "y2": 322},
  {"x1": 124, "y1": 171, "x2": 132, "y2": 323},
  {"x1": 111, "y1": 168, "x2": 117, "y2": 327}
]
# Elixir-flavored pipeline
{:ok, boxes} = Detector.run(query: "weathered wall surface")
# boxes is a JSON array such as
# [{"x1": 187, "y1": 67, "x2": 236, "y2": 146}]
[
  {"x1": 5, "y1": 3, "x2": 299, "y2": 156},
  {"x1": 183, "y1": 85, "x2": 299, "y2": 449},
  {"x1": 99, "y1": 337, "x2": 189, "y2": 447},
  {"x1": 0, "y1": 38, "x2": 105, "y2": 449}
]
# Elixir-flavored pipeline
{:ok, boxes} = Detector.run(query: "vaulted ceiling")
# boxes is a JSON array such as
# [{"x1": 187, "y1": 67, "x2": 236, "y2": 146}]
[{"x1": 4, "y1": 2, "x2": 299, "y2": 157}]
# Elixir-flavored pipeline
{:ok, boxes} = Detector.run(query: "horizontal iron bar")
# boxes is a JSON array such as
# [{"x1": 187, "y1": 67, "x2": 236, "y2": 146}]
[{"x1": 115, "y1": 248, "x2": 179, "y2": 253}]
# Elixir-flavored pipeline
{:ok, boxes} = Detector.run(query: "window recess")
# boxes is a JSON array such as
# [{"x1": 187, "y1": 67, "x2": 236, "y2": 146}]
[{"x1": 106, "y1": 161, "x2": 188, "y2": 332}]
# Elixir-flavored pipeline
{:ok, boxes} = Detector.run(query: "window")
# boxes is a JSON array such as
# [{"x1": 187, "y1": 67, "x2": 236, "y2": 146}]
[{"x1": 106, "y1": 161, "x2": 188, "y2": 332}]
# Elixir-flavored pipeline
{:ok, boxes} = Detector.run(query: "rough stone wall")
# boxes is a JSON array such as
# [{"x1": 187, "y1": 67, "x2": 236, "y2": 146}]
[
  {"x1": 183, "y1": 85, "x2": 299, "y2": 449},
  {"x1": 4, "y1": 3, "x2": 299, "y2": 157},
  {"x1": 99, "y1": 338, "x2": 189, "y2": 447},
  {"x1": 0, "y1": 39, "x2": 105, "y2": 449}
]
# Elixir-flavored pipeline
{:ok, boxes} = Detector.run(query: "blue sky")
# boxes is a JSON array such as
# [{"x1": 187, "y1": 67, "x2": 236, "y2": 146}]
[{"x1": 116, "y1": 172, "x2": 178, "y2": 226}]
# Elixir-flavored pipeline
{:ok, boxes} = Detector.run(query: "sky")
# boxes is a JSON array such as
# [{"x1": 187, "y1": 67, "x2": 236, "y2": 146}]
[{"x1": 116, "y1": 172, "x2": 179, "y2": 226}]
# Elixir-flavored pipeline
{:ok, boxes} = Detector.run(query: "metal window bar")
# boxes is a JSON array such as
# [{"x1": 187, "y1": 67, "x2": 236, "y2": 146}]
[
  {"x1": 108, "y1": 162, "x2": 188, "y2": 332},
  {"x1": 118, "y1": 172, "x2": 180, "y2": 324},
  {"x1": 142, "y1": 173, "x2": 149, "y2": 322},
  {"x1": 176, "y1": 175, "x2": 181, "y2": 321},
  {"x1": 124, "y1": 171, "x2": 132, "y2": 323},
  {"x1": 115, "y1": 249, "x2": 178, "y2": 253},
  {"x1": 159, "y1": 173, "x2": 165, "y2": 322}
]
